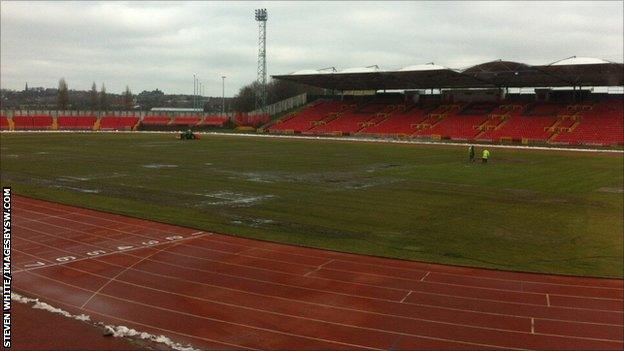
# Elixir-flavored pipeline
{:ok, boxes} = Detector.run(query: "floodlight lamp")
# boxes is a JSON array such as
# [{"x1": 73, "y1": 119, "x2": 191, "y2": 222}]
[{"x1": 255, "y1": 8, "x2": 267, "y2": 21}]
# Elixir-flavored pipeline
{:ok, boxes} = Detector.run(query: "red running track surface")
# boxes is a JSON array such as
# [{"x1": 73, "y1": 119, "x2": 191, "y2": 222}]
[{"x1": 11, "y1": 196, "x2": 624, "y2": 350}]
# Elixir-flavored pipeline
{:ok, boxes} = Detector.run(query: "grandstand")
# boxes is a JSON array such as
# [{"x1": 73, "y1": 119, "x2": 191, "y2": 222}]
[
  {"x1": 268, "y1": 58, "x2": 624, "y2": 146},
  {"x1": 1, "y1": 58, "x2": 622, "y2": 147}
]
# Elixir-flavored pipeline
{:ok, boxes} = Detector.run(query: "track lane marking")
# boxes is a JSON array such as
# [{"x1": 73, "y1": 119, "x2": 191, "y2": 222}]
[
  {"x1": 547, "y1": 294, "x2": 551, "y2": 307},
  {"x1": 16, "y1": 239, "x2": 623, "y2": 335},
  {"x1": 17, "y1": 197, "x2": 623, "y2": 293},
  {"x1": 17, "y1": 213, "x2": 615, "y2": 306},
  {"x1": 23, "y1": 272, "x2": 387, "y2": 351},
  {"x1": 14, "y1": 224, "x2": 622, "y2": 316},
  {"x1": 303, "y1": 259, "x2": 335, "y2": 277},
  {"x1": 80, "y1": 242, "x2": 183, "y2": 309},
  {"x1": 400, "y1": 291, "x2": 413, "y2": 303},
  {"x1": 27, "y1": 269, "x2": 623, "y2": 347},
  {"x1": 11, "y1": 199, "x2": 623, "y2": 334},
  {"x1": 14, "y1": 228, "x2": 210, "y2": 272}
]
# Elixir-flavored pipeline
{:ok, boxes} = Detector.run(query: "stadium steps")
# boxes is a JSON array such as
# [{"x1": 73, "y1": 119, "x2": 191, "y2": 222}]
[
  {"x1": 311, "y1": 112, "x2": 341, "y2": 127},
  {"x1": 93, "y1": 117, "x2": 102, "y2": 131},
  {"x1": 52, "y1": 117, "x2": 59, "y2": 130},
  {"x1": 474, "y1": 114, "x2": 508, "y2": 139}
]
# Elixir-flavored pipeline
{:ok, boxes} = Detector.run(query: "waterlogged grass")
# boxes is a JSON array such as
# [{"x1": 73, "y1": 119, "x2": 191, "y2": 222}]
[{"x1": 1, "y1": 132, "x2": 622, "y2": 277}]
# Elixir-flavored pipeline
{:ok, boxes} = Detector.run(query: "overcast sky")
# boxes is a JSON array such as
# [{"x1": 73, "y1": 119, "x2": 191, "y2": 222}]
[{"x1": 1, "y1": 1, "x2": 622, "y2": 96}]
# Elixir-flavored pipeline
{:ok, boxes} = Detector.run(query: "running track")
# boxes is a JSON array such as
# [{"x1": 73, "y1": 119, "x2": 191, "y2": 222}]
[{"x1": 11, "y1": 196, "x2": 624, "y2": 350}]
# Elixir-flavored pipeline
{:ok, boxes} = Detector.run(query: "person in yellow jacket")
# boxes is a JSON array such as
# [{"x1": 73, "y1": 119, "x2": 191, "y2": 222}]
[{"x1": 482, "y1": 149, "x2": 490, "y2": 163}]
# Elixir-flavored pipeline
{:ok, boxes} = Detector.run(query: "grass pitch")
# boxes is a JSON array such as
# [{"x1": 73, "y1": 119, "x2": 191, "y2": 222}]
[{"x1": 1, "y1": 132, "x2": 622, "y2": 277}]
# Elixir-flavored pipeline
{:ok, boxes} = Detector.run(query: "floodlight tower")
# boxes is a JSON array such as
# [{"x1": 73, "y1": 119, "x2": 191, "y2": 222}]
[{"x1": 254, "y1": 8, "x2": 268, "y2": 112}]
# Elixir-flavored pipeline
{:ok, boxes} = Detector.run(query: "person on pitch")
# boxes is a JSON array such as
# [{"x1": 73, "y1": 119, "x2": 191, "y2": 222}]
[
  {"x1": 482, "y1": 149, "x2": 490, "y2": 163},
  {"x1": 468, "y1": 145, "x2": 475, "y2": 162}
]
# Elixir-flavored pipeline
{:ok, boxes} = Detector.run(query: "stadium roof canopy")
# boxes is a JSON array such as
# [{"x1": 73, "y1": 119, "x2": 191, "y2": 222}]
[{"x1": 272, "y1": 57, "x2": 624, "y2": 90}]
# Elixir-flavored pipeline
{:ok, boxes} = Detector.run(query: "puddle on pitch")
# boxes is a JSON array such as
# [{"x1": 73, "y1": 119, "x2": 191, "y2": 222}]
[
  {"x1": 194, "y1": 191, "x2": 276, "y2": 207},
  {"x1": 142, "y1": 164, "x2": 178, "y2": 169}
]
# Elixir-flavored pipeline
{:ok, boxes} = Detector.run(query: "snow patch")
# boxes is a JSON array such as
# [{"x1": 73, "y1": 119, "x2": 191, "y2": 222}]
[
  {"x1": 12, "y1": 292, "x2": 90, "y2": 322},
  {"x1": 103, "y1": 326, "x2": 199, "y2": 351},
  {"x1": 12, "y1": 292, "x2": 199, "y2": 351}
]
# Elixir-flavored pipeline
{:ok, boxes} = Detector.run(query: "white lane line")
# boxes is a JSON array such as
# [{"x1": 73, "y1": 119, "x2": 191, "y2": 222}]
[
  {"x1": 105, "y1": 260, "x2": 624, "y2": 328},
  {"x1": 15, "y1": 199, "x2": 624, "y2": 298},
  {"x1": 15, "y1": 229, "x2": 210, "y2": 272},
  {"x1": 17, "y1": 207, "x2": 176, "y2": 242},
  {"x1": 13, "y1": 201, "x2": 623, "y2": 309},
  {"x1": 13, "y1": 217, "x2": 572, "y2": 305},
  {"x1": 18, "y1": 198, "x2": 623, "y2": 293},
  {"x1": 28, "y1": 242, "x2": 624, "y2": 332},
  {"x1": 21, "y1": 212, "x2": 326, "y2": 276},
  {"x1": 400, "y1": 291, "x2": 413, "y2": 303},
  {"x1": 17, "y1": 201, "x2": 195, "y2": 236},
  {"x1": 16, "y1": 223, "x2": 620, "y2": 315},
  {"x1": 80, "y1": 242, "x2": 182, "y2": 309},
  {"x1": 25, "y1": 272, "x2": 386, "y2": 351},
  {"x1": 19, "y1": 218, "x2": 159, "y2": 248},
  {"x1": 547, "y1": 294, "x2": 551, "y2": 307},
  {"x1": 421, "y1": 271, "x2": 431, "y2": 281},
  {"x1": 304, "y1": 259, "x2": 335, "y2": 277},
  {"x1": 202, "y1": 233, "x2": 624, "y2": 291},
  {"x1": 30, "y1": 263, "x2": 624, "y2": 346},
  {"x1": 148, "y1": 248, "x2": 624, "y2": 313}
]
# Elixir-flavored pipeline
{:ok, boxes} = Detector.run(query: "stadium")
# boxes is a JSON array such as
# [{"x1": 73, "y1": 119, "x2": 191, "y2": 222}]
[{"x1": 1, "y1": 2, "x2": 623, "y2": 351}]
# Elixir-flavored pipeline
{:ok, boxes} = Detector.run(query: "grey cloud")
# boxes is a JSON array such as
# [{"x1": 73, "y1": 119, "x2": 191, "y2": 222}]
[{"x1": 1, "y1": 1, "x2": 622, "y2": 96}]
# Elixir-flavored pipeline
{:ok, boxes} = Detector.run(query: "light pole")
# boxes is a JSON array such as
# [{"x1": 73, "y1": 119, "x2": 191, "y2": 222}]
[
  {"x1": 199, "y1": 82, "x2": 203, "y2": 111},
  {"x1": 221, "y1": 76, "x2": 226, "y2": 116},
  {"x1": 193, "y1": 74, "x2": 196, "y2": 110}
]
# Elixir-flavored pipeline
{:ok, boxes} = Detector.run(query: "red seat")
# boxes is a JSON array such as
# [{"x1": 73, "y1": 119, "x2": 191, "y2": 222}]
[
  {"x1": 141, "y1": 116, "x2": 171, "y2": 125},
  {"x1": 100, "y1": 116, "x2": 138, "y2": 130},
  {"x1": 12, "y1": 115, "x2": 53, "y2": 130},
  {"x1": 0, "y1": 116, "x2": 9, "y2": 130},
  {"x1": 58, "y1": 115, "x2": 96, "y2": 130},
  {"x1": 171, "y1": 116, "x2": 201, "y2": 126}
]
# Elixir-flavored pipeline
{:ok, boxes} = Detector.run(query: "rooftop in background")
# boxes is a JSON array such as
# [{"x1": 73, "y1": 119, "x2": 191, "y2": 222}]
[{"x1": 273, "y1": 57, "x2": 624, "y2": 91}]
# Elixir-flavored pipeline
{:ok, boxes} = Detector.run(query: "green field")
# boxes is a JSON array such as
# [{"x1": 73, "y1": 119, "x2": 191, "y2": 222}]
[{"x1": 1, "y1": 132, "x2": 622, "y2": 277}]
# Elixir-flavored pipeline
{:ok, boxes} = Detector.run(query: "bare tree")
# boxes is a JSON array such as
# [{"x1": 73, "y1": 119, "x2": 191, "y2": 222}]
[
  {"x1": 232, "y1": 79, "x2": 323, "y2": 113},
  {"x1": 123, "y1": 86, "x2": 133, "y2": 110},
  {"x1": 90, "y1": 82, "x2": 98, "y2": 110},
  {"x1": 99, "y1": 83, "x2": 108, "y2": 111},
  {"x1": 232, "y1": 82, "x2": 259, "y2": 113},
  {"x1": 57, "y1": 78, "x2": 69, "y2": 110}
]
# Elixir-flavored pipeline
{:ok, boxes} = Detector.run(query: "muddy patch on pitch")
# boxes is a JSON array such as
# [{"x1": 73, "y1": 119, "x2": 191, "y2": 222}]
[
  {"x1": 597, "y1": 187, "x2": 624, "y2": 194},
  {"x1": 364, "y1": 163, "x2": 402, "y2": 173}
]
